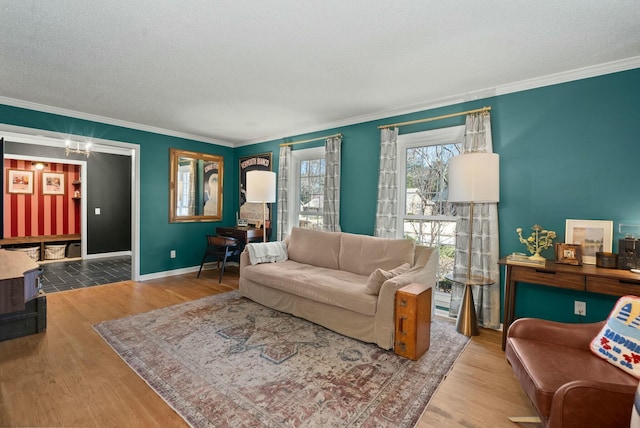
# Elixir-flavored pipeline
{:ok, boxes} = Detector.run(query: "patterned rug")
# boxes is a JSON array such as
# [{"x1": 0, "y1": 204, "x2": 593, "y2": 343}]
[{"x1": 94, "y1": 291, "x2": 469, "y2": 427}]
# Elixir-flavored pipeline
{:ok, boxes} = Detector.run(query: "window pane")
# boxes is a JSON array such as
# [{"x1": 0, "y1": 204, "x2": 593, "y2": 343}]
[
  {"x1": 402, "y1": 219, "x2": 456, "y2": 295},
  {"x1": 297, "y1": 157, "x2": 325, "y2": 231},
  {"x1": 405, "y1": 143, "x2": 460, "y2": 216}
]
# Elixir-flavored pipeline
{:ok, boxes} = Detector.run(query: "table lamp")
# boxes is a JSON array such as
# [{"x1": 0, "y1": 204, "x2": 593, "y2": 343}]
[
  {"x1": 447, "y1": 152, "x2": 500, "y2": 335},
  {"x1": 245, "y1": 170, "x2": 277, "y2": 242}
]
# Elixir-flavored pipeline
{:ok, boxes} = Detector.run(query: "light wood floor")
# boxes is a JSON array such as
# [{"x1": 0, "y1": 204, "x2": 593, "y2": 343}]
[{"x1": 0, "y1": 270, "x2": 540, "y2": 427}]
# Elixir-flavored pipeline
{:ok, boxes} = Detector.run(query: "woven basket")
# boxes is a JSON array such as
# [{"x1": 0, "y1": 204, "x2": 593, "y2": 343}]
[
  {"x1": 45, "y1": 244, "x2": 67, "y2": 260},
  {"x1": 9, "y1": 246, "x2": 40, "y2": 262}
]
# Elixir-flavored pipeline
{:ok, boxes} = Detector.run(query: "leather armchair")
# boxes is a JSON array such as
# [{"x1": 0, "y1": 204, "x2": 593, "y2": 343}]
[{"x1": 505, "y1": 318, "x2": 638, "y2": 428}]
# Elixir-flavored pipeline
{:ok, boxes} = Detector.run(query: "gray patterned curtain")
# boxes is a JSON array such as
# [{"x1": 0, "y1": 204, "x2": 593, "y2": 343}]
[
  {"x1": 374, "y1": 127, "x2": 399, "y2": 238},
  {"x1": 276, "y1": 145, "x2": 291, "y2": 241},
  {"x1": 450, "y1": 112, "x2": 501, "y2": 329},
  {"x1": 323, "y1": 136, "x2": 342, "y2": 232}
]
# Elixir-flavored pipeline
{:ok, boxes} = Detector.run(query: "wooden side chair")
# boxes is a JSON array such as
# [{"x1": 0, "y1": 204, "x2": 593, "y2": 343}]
[{"x1": 197, "y1": 235, "x2": 241, "y2": 283}]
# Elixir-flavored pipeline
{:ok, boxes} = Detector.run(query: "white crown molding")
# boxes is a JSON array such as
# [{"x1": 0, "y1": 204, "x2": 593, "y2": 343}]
[
  {"x1": 494, "y1": 56, "x2": 640, "y2": 96},
  {"x1": 0, "y1": 96, "x2": 236, "y2": 148},
  {"x1": 237, "y1": 56, "x2": 640, "y2": 147},
  {"x1": 2, "y1": 56, "x2": 638, "y2": 149}
]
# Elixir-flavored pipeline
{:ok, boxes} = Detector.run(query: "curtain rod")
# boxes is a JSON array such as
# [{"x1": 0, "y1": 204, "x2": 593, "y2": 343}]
[
  {"x1": 279, "y1": 133, "x2": 342, "y2": 147},
  {"x1": 378, "y1": 106, "x2": 491, "y2": 130}
]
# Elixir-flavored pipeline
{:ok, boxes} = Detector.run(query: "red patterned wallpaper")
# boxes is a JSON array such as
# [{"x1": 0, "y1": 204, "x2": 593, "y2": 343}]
[{"x1": 3, "y1": 159, "x2": 81, "y2": 237}]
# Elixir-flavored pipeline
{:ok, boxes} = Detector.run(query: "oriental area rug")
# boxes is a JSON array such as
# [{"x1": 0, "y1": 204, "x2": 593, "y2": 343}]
[{"x1": 94, "y1": 291, "x2": 469, "y2": 427}]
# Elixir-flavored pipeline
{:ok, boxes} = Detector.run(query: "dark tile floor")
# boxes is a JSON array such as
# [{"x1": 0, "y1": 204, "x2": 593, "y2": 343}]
[{"x1": 39, "y1": 256, "x2": 132, "y2": 294}]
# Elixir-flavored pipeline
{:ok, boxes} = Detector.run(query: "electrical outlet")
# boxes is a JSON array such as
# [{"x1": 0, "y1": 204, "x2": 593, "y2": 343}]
[
  {"x1": 170, "y1": 250, "x2": 176, "y2": 259},
  {"x1": 574, "y1": 301, "x2": 586, "y2": 316}
]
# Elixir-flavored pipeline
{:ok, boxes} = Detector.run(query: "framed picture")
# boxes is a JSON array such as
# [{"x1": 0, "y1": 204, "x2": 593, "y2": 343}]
[
  {"x1": 239, "y1": 153, "x2": 272, "y2": 226},
  {"x1": 42, "y1": 172, "x2": 66, "y2": 195},
  {"x1": 555, "y1": 243, "x2": 583, "y2": 265},
  {"x1": 7, "y1": 169, "x2": 34, "y2": 194},
  {"x1": 565, "y1": 219, "x2": 613, "y2": 265}
]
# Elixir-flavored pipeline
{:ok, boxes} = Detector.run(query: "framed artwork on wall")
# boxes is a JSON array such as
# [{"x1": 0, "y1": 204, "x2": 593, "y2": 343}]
[
  {"x1": 42, "y1": 172, "x2": 65, "y2": 195},
  {"x1": 565, "y1": 219, "x2": 613, "y2": 265},
  {"x1": 7, "y1": 169, "x2": 34, "y2": 194},
  {"x1": 239, "y1": 153, "x2": 272, "y2": 226}
]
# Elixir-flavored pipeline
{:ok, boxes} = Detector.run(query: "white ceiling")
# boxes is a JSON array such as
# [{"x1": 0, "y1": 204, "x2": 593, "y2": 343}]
[{"x1": 1, "y1": 1, "x2": 639, "y2": 147}]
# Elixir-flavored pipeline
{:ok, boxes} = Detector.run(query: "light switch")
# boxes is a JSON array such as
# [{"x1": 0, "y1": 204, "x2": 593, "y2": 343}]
[{"x1": 95, "y1": 208, "x2": 101, "y2": 215}]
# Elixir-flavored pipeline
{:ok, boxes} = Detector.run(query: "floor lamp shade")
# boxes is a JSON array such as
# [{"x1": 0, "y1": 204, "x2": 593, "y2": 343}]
[
  {"x1": 245, "y1": 171, "x2": 277, "y2": 203},
  {"x1": 448, "y1": 153, "x2": 500, "y2": 203}
]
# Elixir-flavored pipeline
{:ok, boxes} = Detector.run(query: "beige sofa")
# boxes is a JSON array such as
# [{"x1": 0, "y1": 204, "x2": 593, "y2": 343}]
[{"x1": 239, "y1": 227, "x2": 438, "y2": 350}]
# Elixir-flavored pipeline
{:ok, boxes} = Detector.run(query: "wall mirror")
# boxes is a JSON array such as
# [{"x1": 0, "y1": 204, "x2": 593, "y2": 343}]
[{"x1": 169, "y1": 148, "x2": 223, "y2": 223}]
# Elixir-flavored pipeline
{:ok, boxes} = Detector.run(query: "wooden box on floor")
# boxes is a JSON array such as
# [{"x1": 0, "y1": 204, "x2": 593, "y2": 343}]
[{"x1": 394, "y1": 283, "x2": 432, "y2": 360}]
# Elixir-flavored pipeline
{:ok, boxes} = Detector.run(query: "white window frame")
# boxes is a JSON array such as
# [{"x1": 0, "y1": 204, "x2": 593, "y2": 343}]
[
  {"x1": 397, "y1": 125, "x2": 465, "y2": 316},
  {"x1": 287, "y1": 146, "x2": 325, "y2": 231}
]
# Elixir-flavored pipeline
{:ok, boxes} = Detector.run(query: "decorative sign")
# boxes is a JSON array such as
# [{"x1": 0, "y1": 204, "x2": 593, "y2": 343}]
[{"x1": 239, "y1": 153, "x2": 272, "y2": 226}]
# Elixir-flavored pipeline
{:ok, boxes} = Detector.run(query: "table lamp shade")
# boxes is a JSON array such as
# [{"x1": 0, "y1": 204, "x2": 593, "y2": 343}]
[
  {"x1": 448, "y1": 152, "x2": 500, "y2": 203},
  {"x1": 246, "y1": 170, "x2": 277, "y2": 203}
]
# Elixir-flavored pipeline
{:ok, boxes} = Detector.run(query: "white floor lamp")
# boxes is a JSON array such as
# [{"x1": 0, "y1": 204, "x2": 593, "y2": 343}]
[
  {"x1": 245, "y1": 170, "x2": 277, "y2": 242},
  {"x1": 447, "y1": 152, "x2": 500, "y2": 335}
]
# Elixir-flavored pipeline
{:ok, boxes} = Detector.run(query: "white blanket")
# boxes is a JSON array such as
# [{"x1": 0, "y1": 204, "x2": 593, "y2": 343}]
[{"x1": 247, "y1": 241, "x2": 288, "y2": 265}]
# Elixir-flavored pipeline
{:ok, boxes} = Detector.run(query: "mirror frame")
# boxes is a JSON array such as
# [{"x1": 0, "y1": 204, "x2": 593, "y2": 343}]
[{"x1": 169, "y1": 148, "x2": 224, "y2": 223}]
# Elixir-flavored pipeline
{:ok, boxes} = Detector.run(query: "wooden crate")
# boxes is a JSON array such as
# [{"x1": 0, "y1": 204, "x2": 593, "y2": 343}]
[{"x1": 394, "y1": 283, "x2": 432, "y2": 360}]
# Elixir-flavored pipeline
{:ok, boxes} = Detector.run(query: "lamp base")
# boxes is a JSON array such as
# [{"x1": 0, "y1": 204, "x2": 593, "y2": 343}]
[{"x1": 456, "y1": 283, "x2": 480, "y2": 336}]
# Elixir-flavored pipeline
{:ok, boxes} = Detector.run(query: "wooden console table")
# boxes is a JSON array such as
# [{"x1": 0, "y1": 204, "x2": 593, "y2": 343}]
[
  {"x1": 500, "y1": 258, "x2": 640, "y2": 350},
  {"x1": 216, "y1": 227, "x2": 263, "y2": 246}
]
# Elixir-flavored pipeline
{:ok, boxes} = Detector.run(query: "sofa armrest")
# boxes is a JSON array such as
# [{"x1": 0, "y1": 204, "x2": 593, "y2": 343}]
[
  {"x1": 548, "y1": 379, "x2": 637, "y2": 428},
  {"x1": 239, "y1": 250, "x2": 250, "y2": 275},
  {"x1": 507, "y1": 318, "x2": 605, "y2": 350}
]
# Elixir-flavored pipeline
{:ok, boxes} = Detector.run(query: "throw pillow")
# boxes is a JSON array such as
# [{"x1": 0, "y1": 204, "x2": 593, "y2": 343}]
[
  {"x1": 365, "y1": 263, "x2": 410, "y2": 295},
  {"x1": 590, "y1": 295, "x2": 640, "y2": 379}
]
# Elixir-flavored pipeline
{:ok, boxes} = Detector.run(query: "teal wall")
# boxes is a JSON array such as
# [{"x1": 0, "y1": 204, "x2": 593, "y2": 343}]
[
  {"x1": 236, "y1": 68, "x2": 640, "y2": 323},
  {"x1": 0, "y1": 104, "x2": 235, "y2": 275},
  {"x1": 2, "y1": 67, "x2": 639, "y2": 322}
]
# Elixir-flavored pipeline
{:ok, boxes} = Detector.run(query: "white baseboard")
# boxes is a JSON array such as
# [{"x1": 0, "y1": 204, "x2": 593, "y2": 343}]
[{"x1": 83, "y1": 250, "x2": 132, "y2": 260}]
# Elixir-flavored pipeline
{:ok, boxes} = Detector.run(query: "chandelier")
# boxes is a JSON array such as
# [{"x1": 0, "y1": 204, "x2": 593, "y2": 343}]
[{"x1": 65, "y1": 140, "x2": 91, "y2": 157}]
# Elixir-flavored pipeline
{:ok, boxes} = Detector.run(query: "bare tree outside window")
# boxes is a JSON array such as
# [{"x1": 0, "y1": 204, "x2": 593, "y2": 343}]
[
  {"x1": 402, "y1": 141, "x2": 461, "y2": 306},
  {"x1": 299, "y1": 158, "x2": 325, "y2": 230}
]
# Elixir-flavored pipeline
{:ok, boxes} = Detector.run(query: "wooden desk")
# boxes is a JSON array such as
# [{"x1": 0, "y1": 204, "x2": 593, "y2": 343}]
[
  {"x1": 499, "y1": 258, "x2": 640, "y2": 350},
  {"x1": 216, "y1": 227, "x2": 263, "y2": 246}
]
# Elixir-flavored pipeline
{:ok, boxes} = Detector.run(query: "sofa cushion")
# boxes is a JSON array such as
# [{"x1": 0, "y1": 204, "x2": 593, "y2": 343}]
[
  {"x1": 339, "y1": 232, "x2": 415, "y2": 276},
  {"x1": 286, "y1": 227, "x2": 341, "y2": 270},
  {"x1": 591, "y1": 295, "x2": 640, "y2": 379},
  {"x1": 365, "y1": 263, "x2": 411, "y2": 295},
  {"x1": 242, "y1": 260, "x2": 377, "y2": 316}
]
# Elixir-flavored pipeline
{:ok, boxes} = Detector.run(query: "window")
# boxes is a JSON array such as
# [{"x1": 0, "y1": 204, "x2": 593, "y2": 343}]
[
  {"x1": 397, "y1": 126, "x2": 464, "y2": 315},
  {"x1": 289, "y1": 147, "x2": 325, "y2": 231}
]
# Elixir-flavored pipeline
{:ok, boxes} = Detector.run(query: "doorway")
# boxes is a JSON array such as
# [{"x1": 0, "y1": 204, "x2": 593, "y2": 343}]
[{"x1": 1, "y1": 127, "x2": 140, "y2": 281}]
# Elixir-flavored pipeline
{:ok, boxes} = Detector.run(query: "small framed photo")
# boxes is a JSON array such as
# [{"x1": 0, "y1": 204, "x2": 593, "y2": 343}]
[
  {"x1": 565, "y1": 219, "x2": 613, "y2": 265},
  {"x1": 555, "y1": 243, "x2": 583, "y2": 265},
  {"x1": 42, "y1": 172, "x2": 66, "y2": 195},
  {"x1": 7, "y1": 169, "x2": 34, "y2": 194}
]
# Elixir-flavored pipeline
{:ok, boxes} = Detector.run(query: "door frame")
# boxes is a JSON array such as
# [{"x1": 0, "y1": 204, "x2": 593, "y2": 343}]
[{"x1": 0, "y1": 124, "x2": 140, "y2": 281}]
